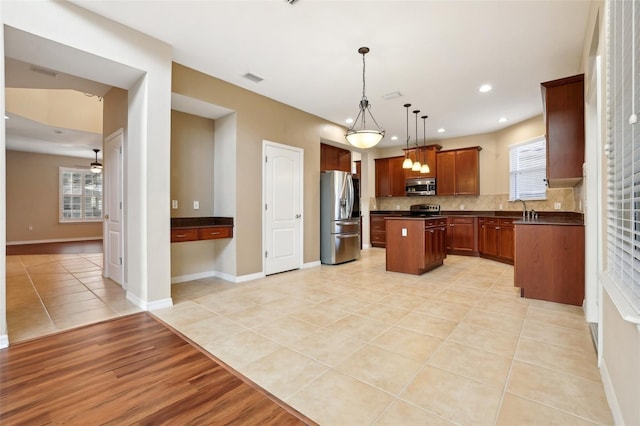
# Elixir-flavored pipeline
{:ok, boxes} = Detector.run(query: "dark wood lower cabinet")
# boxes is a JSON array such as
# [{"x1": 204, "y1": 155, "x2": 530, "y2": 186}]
[
  {"x1": 514, "y1": 223, "x2": 585, "y2": 306},
  {"x1": 446, "y1": 216, "x2": 478, "y2": 256},
  {"x1": 479, "y1": 217, "x2": 515, "y2": 264}
]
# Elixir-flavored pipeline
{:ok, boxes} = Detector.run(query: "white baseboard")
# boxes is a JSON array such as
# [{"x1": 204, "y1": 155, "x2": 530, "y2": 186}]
[
  {"x1": 235, "y1": 271, "x2": 266, "y2": 283},
  {"x1": 7, "y1": 237, "x2": 102, "y2": 246},
  {"x1": 600, "y1": 358, "x2": 624, "y2": 425},
  {"x1": 363, "y1": 243, "x2": 371, "y2": 249},
  {"x1": 171, "y1": 271, "x2": 216, "y2": 284},
  {"x1": 303, "y1": 260, "x2": 321, "y2": 269},
  {"x1": 0, "y1": 334, "x2": 8, "y2": 349},
  {"x1": 125, "y1": 291, "x2": 173, "y2": 311}
]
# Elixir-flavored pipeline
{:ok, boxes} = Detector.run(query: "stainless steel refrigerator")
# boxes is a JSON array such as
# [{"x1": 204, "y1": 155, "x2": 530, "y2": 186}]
[{"x1": 320, "y1": 170, "x2": 361, "y2": 264}]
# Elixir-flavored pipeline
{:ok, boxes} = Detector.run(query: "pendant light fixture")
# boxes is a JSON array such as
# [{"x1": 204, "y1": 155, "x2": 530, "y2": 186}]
[
  {"x1": 90, "y1": 148, "x2": 102, "y2": 174},
  {"x1": 411, "y1": 110, "x2": 422, "y2": 171},
  {"x1": 420, "y1": 115, "x2": 431, "y2": 174},
  {"x1": 402, "y1": 103, "x2": 413, "y2": 169},
  {"x1": 345, "y1": 47, "x2": 385, "y2": 149}
]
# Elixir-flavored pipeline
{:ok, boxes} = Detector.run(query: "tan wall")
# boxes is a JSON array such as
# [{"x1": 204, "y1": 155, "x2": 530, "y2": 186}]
[
  {"x1": 6, "y1": 150, "x2": 103, "y2": 243},
  {"x1": 172, "y1": 63, "x2": 347, "y2": 276},
  {"x1": 103, "y1": 87, "x2": 128, "y2": 138},
  {"x1": 6, "y1": 88, "x2": 102, "y2": 133},
  {"x1": 170, "y1": 110, "x2": 215, "y2": 217}
]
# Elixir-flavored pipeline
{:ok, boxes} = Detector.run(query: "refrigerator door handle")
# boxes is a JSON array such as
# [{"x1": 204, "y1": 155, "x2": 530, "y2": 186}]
[
  {"x1": 336, "y1": 233, "x2": 359, "y2": 239},
  {"x1": 346, "y1": 174, "x2": 354, "y2": 218}
]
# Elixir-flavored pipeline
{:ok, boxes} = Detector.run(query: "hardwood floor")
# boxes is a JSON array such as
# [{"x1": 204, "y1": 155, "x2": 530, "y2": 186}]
[
  {"x1": 0, "y1": 312, "x2": 314, "y2": 425},
  {"x1": 6, "y1": 239, "x2": 103, "y2": 255}
]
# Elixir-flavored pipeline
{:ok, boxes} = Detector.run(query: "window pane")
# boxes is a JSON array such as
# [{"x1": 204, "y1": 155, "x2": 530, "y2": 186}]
[
  {"x1": 60, "y1": 168, "x2": 103, "y2": 222},
  {"x1": 509, "y1": 138, "x2": 547, "y2": 200}
]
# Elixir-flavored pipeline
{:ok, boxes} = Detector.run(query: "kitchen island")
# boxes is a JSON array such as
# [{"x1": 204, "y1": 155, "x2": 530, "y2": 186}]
[{"x1": 385, "y1": 216, "x2": 447, "y2": 275}]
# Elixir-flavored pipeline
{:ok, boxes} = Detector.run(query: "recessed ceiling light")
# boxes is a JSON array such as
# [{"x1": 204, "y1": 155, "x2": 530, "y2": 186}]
[
  {"x1": 4, "y1": 115, "x2": 8, "y2": 120},
  {"x1": 479, "y1": 84, "x2": 492, "y2": 93},
  {"x1": 345, "y1": 118, "x2": 354, "y2": 124},
  {"x1": 498, "y1": 117, "x2": 508, "y2": 123},
  {"x1": 54, "y1": 129, "x2": 63, "y2": 134},
  {"x1": 437, "y1": 128, "x2": 445, "y2": 133},
  {"x1": 391, "y1": 136, "x2": 398, "y2": 141}
]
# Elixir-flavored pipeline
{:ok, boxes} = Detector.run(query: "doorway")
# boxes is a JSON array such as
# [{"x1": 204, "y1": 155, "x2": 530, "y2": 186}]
[{"x1": 263, "y1": 141, "x2": 304, "y2": 275}]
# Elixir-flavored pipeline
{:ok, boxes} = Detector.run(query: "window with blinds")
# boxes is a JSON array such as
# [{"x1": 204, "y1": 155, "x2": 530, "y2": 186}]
[
  {"x1": 59, "y1": 167, "x2": 103, "y2": 223},
  {"x1": 606, "y1": 0, "x2": 639, "y2": 314},
  {"x1": 509, "y1": 137, "x2": 547, "y2": 201}
]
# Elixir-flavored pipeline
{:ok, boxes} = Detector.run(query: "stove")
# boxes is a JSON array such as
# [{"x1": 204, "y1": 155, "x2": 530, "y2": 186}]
[{"x1": 409, "y1": 204, "x2": 441, "y2": 217}]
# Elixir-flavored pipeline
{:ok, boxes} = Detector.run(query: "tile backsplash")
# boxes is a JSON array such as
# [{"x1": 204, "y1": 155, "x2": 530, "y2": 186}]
[{"x1": 373, "y1": 188, "x2": 577, "y2": 213}]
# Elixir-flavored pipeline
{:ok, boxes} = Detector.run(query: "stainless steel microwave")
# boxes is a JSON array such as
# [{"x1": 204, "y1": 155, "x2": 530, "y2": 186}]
[{"x1": 405, "y1": 177, "x2": 436, "y2": 196}]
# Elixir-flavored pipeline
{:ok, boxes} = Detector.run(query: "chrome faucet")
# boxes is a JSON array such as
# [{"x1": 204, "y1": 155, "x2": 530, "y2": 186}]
[{"x1": 512, "y1": 199, "x2": 527, "y2": 218}]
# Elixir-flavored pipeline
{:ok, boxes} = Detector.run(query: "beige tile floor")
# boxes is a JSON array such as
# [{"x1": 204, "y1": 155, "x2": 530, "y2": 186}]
[
  {"x1": 5, "y1": 249, "x2": 612, "y2": 425},
  {"x1": 5, "y1": 253, "x2": 141, "y2": 343},
  {"x1": 153, "y1": 249, "x2": 613, "y2": 425}
]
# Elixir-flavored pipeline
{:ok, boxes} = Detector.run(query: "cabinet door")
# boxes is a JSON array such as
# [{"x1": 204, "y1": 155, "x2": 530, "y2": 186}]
[
  {"x1": 321, "y1": 143, "x2": 351, "y2": 172},
  {"x1": 448, "y1": 217, "x2": 477, "y2": 254},
  {"x1": 390, "y1": 156, "x2": 407, "y2": 196},
  {"x1": 455, "y1": 148, "x2": 480, "y2": 195},
  {"x1": 421, "y1": 146, "x2": 437, "y2": 178},
  {"x1": 498, "y1": 219, "x2": 515, "y2": 261},
  {"x1": 375, "y1": 158, "x2": 391, "y2": 197},
  {"x1": 436, "y1": 151, "x2": 456, "y2": 195},
  {"x1": 542, "y1": 74, "x2": 584, "y2": 185},
  {"x1": 338, "y1": 149, "x2": 352, "y2": 173}
]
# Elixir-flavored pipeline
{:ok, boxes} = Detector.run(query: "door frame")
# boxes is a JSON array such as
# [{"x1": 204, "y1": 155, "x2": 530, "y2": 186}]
[
  {"x1": 103, "y1": 128, "x2": 125, "y2": 288},
  {"x1": 262, "y1": 140, "x2": 304, "y2": 275}
]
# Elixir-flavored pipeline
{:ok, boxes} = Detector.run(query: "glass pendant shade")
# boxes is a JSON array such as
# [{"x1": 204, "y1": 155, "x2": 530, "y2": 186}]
[
  {"x1": 411, "y1": 160, "x2": 421, "y2": 171},
  {"x1": 90, "y1": 149, "x2": 102, "y2": 173},
  {"x1": 345, "y1": 47, "x2": 384, "y2": 148},
  {"x1": 402, "y1": 157, "x2": 413, "y2": 169},
  {"x1": 420, "y1": 163, "x2": 430, "y2": 174}
]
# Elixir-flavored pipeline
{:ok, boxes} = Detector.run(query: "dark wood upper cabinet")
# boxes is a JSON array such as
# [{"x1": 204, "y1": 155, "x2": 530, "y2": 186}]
[
  {"x1": 541, "y1": 74, "x2": 585, "y2": 187},
  {"x1": 436, "y1": 146, "x2": 481, "y2": 196},
  {"x1": 375, "y1": 156, "x2": 405, "y2": 197},
  {"x1": 321, "y1": 143, "x2": 351, "y2": 173}
]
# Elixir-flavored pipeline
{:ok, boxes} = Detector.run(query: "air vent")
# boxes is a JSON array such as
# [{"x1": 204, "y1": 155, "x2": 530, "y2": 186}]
[
  {"x1": 29, "y1": 65, "x2": 58, "y2": 78},
  {"x1": 243, "y1": 73, "x2": 264, "y2": 83},
  {"x1": 285, "y1": 0, "x2": 299, "y2": 4},
  {"x1": 382, "y1": 91, "x2": 403, "y2": 100}
]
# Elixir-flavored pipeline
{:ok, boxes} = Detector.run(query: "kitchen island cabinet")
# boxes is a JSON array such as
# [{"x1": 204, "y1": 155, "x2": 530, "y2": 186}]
[
  {"x1": 514, "y1": 220, "x2": 584, "y2": 305},
  {"x1": 370, "y1": 212, "x2": 402, "y2": 247},
  {"x1": 385, "y1": 217, "x2": 446, "y2": 275}
]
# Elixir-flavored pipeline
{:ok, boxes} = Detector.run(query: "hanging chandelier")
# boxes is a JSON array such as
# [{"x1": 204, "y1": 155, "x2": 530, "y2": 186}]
[
  {"x1": 90, "y1": 148, "x2": 102, "y2": 174},
  {"x1": 402, "y1": 104, "x2": 413, "y2": 169},
  {"x1": 345, "y1": 47, "x2": 385, "y2": 149},
  {"x1": 411, "y1": 109, "x2": 422, "y2": 171},
  {"x1": 420, "y1": 115, "x2": 430, "y2": 174}
]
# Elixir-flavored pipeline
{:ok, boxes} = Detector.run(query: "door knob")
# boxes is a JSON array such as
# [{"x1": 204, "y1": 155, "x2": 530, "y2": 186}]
[
  {"x1": 104, "y1": 214, "x2": 110, "y2": 219},
  {"x1": 295, "y1": 214, "x2": 301, "y2": 218}
]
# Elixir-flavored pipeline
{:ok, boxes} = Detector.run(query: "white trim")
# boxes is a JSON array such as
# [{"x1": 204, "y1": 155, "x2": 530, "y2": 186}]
[
  {"x1": 600, "y1": 358, "x2": 625, "y2": 426},
  {"x1": 6, "y1": 237, "x2": 102, "y2": 245},
  {"x1": 126, "y1": 292, "x2": 173, "y2": 310},
  {"x1": 602, "y1": 274, "x2": 640, "y2": 325},
  {"x1": 126, "y1": 291, "x2": 173, "y2": 311},
  {"x1": 363, "y1": 243, "x2": 371, "y2": 249},
  {"x1": 235, "y1": 271, "x2": 266, "y2": 283},
  {"x1": 303, "y1": 260, "x2": 321, "y2": 269},
  {"x1": 0, "y1": 334, "x2": 8, "y2": 349},
  {"x1": 171, "y1": 271, "x2": 216, "y2": 284}
]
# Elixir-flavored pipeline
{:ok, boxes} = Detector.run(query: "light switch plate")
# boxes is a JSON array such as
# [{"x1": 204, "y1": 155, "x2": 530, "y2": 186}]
[
  {"x1": 172, "y1": 200, "x2": 178, "y2": 209},
  {"x1": 554, "y1": 202, "x2": 561, "y2": 210},
  {"x1": 193, "y1": 201, "x2": 199, "y2": 210},
  {"x1": 402, "y1": 228, "x2": 407, "y2": 237}
]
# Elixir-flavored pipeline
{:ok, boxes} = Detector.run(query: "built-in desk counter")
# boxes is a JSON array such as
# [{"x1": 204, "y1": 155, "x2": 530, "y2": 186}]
[{"x1": 170, "y1": 217, "x2": 234, "y2": 243}]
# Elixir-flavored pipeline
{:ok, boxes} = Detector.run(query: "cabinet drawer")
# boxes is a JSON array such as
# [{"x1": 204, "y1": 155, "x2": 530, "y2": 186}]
[
  {"x1": 499, "y1": 218, "x2": 514, "y2": 227},
  {"x1": 171, "y1": 229, "x2": 198, "y2": 242},
  {"x1": 198, "y1": 226, "x2": 233, "y2": 240},
  {"x1": 449, "y1": 216, "x2": 474, "y2": 224},
  {"x1": 484, "y1": 218, "x2": 499, "y2": 226}
]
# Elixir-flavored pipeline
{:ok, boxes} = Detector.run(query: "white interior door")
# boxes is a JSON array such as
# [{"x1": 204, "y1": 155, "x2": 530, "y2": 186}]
[
  {"x1": 104, "y1": 130, "x2": 124, "y2": 286},
  {"x1": 264, "y1": 141, "x2": 303, "y2": 275}
]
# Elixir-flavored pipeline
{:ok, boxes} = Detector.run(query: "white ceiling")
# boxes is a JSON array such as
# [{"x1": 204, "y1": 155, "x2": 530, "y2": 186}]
[{"x1": 6, "y1": 0, "x2": 591, "y2": 154}]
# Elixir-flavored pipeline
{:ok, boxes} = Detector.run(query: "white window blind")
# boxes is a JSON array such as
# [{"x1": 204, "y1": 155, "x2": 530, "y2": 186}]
[
  {"x1": 606, "y1": 0, "x2": 640, "y2": 314},
  {"x1": 59, "y1": 167, "x2": 103, "y2": 223},
  {"x1": 509, "y1": 137, "x2": 547, "y2": 200}
]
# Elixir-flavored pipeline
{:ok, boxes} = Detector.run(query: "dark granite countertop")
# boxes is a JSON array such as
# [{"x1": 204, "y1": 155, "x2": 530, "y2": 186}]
[
  {"x1": 513, "y1": 217, "x2": 584, "y2": 226},
  {"x1": 370, "y1": 210, "x2": 583, "y2": 225},
  {"x1": 171, "y1": 217, "x2": 234, "y2": 229},
  {"x1": 385, "y1": 215, "x2": 447, "y2": 221}
]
